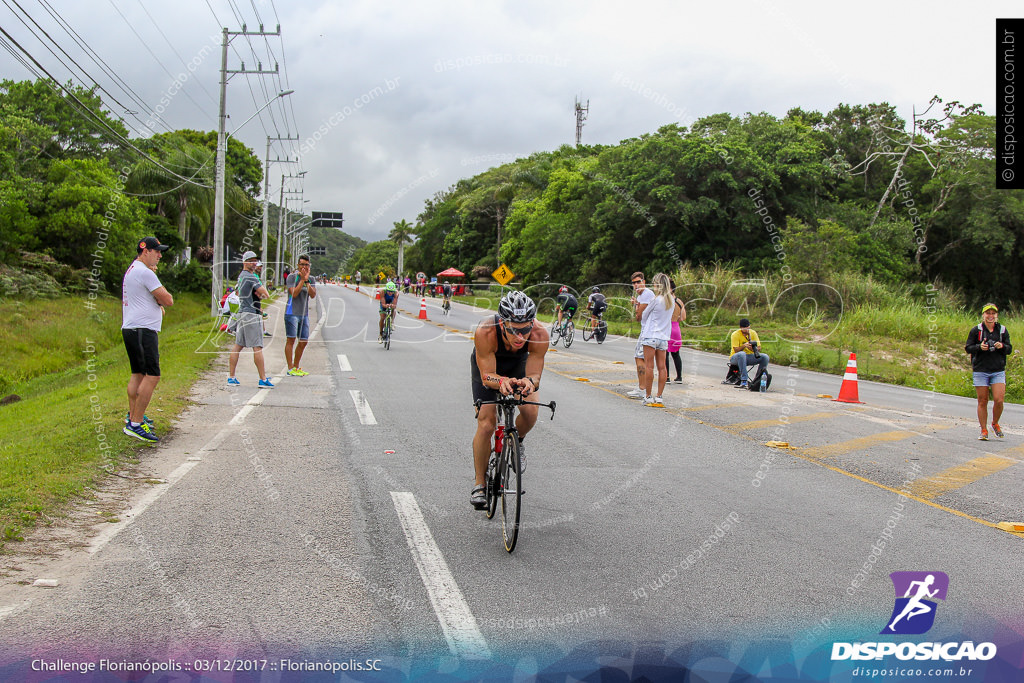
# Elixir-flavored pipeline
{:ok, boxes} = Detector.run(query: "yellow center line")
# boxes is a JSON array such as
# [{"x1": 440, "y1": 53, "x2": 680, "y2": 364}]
[
  {"x1": 800, "y1": 423, "x2": 953, "y2": 459},
  {"x1": 907, "y1": 455, "x2": 1018, "y2": 500},
  {"x1": 723, "y1": 411, "x2": 837, "y2": 431},
  {"x1": 677, "y1": 402, "x2": 748, "y2": 411}
]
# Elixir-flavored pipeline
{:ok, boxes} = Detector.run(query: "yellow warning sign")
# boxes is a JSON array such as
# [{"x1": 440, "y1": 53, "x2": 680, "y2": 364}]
[
  {"x1": 492, "y1": 263, "x2": 515, "y2": 285},
  {"x1": 378, "y1": 271, "x2": 386, "y2": 282}
]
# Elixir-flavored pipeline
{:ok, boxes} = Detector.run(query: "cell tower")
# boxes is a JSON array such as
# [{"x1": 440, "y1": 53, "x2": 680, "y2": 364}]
[{"x1": 575, "y1": 95, "x2": 589, "y2": 146}]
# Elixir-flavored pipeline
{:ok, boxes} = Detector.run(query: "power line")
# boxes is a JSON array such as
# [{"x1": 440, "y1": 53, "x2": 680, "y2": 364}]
[{"x1": 0, "y1": 24, "x2": 213, "y2": 188}]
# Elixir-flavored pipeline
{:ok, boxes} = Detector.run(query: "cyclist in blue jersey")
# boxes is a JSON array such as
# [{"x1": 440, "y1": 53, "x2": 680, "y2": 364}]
[{"x1": 378, "y1": 280, "x2": 399, "y2": 342}]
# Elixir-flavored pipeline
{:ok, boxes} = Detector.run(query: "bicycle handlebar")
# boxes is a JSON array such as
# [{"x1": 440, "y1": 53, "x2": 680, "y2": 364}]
[{"x1": 474, "y1": 392, "x2": 556, "y2": 420}]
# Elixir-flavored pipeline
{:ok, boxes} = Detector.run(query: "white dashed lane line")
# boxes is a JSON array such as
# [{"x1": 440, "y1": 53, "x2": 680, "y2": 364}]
[
  {"x1": 390, "y1": 492, "x2": 491, "y2": 660},
  {"x1": 337, "y1": 354, "x2": 352, "y2": 372},
  {"x1": 349, "y1": 390, "x2": 378, "y2": 425}
]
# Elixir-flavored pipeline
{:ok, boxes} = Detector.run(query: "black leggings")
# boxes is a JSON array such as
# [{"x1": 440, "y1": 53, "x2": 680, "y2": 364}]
[{"x1": 669, "y1": 350, "x2": 682, "y2": 380}]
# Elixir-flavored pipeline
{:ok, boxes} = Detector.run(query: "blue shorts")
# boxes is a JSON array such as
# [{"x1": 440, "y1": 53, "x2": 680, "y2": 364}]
[
  {"x1": 973, "y1": 371, "x2": 1006, "y2": 387},
  {"x1": 285, "y1": 314, "x2": 309, "y2": 340},
  {"x1": 639, "y1": 337, "x2": 668, "y2": 352}
]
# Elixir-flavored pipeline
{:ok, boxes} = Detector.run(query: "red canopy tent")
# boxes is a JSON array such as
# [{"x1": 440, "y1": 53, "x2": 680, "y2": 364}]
[
  {"x1": 436, "y1": 267, "x2": 466, "y2": 295},
  {"x1": 437, "y1": 267, "x2": 464, "y2": 277}
]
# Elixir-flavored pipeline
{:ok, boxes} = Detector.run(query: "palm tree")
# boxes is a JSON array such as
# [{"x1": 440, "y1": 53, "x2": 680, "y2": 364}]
[
  {"x1": 127, "y1": 134, "x2": 214, "y2": 257},
  {"x1": 389, "y1": 219, "x2": 416, "y2": 277}
]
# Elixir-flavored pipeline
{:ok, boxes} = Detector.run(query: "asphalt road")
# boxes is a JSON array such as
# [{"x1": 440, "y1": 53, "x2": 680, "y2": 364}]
[{"x1": 0, "y1": 283, "x2": 1021, "y2": 680}]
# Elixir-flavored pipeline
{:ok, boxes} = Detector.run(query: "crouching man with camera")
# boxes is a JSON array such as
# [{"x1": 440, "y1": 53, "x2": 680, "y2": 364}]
[{"x1": 730, "y1": 318, "x2": 770, "y2": 390}]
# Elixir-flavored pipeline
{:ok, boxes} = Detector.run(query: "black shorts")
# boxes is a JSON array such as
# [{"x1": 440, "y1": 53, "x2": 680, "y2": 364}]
[
  {"x1": 122, "y1": 328, "x2": 161, "y2": 376},
  {"x1": 470, "y1": 352, "x2": 528, "y2": 403},
  {"x1": 560, "y1": 304, "x2": 577, "y2": 318},
  {"x1": 590, "y1": 302, "x2": 607, "y2": 317}
]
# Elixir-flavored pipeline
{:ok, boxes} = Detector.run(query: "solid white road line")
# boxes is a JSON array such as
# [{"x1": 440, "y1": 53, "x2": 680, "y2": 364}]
[
  {"x1": 349, "y1": 390, "x2": 377, "y2": 425},
  {"x1": 390, "y1": 492, "x2": 491, "y2": 660},
  {"x1": 337, "y1": 354, "x2": 352, "y2": 372}
]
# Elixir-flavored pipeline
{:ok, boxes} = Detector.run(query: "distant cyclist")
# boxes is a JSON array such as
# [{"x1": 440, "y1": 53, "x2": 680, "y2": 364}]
[
  {"x1": 378, "y1": 280, "x2": 399, "y2": 342},
  {"x1": 586, "y1": 286, "x2": 606, "y2": 326},
  {"x1": 555, "y1": 286, "x2": 577, "y2": 333},
  {"x1": 470, "y1": 291, "x2": 549, "y2": 508},
  {"x1": 442, "y1": 280, "x2": 453, "y2": 307}
]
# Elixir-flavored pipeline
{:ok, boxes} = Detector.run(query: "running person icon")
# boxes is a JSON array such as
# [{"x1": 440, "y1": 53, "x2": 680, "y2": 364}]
[{"x1": 887, "y1": 574, "x2": 938, "y2": 632}]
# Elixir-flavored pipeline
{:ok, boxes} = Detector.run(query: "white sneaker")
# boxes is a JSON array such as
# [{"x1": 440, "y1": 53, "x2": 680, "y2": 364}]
[
  {"x1": 653, "y1": 396, "x2": 664, "y2": 404},
  {"x1": 642, "y1": 396, "x2": 656, "y2": 406},
  {"x1": 626, "y1": 387, "x2": 645, "y2": 398}
]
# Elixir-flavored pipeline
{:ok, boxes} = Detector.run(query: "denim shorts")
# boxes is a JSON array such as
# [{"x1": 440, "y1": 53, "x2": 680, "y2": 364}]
[
  {"x1": 639, "y1": 337, "x2": 668, "y2": 352},
  {"x1": 973, "y1": 371, "x2": 1006, "y2": 387},
  {"x1": 284, "y1": 314, "x2": 309, "y2": 340}
]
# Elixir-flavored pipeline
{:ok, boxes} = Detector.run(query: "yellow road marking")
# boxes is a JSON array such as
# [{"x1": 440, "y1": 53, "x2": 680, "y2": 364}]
[
  {"x1": 677, "y1": 402, "x2": 747, "y2": 411},
  {"x1": 800, "y1": 424, "x2": 952, "y2": 459},
  {"x1": 907, "y1": 455, "x2": 1018, "y2": 500},
  {"x1": 723, "y1": 411, "x2": 836, "y2": 431}
]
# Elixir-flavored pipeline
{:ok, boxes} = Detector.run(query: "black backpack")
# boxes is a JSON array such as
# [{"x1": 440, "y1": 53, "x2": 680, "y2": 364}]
[{"x1": 722, "y1": 363, "x2": 772, "y2": 391}]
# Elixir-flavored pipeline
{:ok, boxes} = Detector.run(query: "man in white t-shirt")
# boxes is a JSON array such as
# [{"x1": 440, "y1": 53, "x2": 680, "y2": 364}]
[
  {"x1": 121, "y1": 237, "x2": 174, "y2": 442},
  {"x1": 626, "y1": 271, "x2": 656, "y2": 399}
]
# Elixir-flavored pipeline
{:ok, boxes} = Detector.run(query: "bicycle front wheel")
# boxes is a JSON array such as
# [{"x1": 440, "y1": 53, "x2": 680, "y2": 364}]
[
  {"x1": 549, "y1": 321, "x2": 559, "y2": 346},
  {"x1": 563, "y1": 320, "x2": 575, "y2": 348},
  {"x1": 500, "y1": 433, "x2": 522, "y2": 552},
  {"x1": 581, "y1": 320, "x2": 593, "y2": 341},
  {"x1": 383, "y1": 315, "x2": 392, "y2": 350}
]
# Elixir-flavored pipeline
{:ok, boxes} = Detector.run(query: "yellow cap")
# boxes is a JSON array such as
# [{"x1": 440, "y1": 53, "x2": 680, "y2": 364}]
[{"x1": 982, "y1": 303, "x2": 998, "y2": 313}]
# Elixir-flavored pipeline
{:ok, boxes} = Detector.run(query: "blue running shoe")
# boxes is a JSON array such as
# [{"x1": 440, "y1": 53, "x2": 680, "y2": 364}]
[
  {"x1": 258, "y1": 378, "x2": 274, "y2": 388},
  {"x1": 123, "y1": 422, "x2": 158, "y2": 442},
  {"x1": 227, "y1": 377, "x2": 241, "y2": 385}
]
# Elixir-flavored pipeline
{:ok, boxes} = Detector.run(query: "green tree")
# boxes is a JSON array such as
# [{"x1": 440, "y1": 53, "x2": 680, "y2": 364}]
[{"x1": 349, "y1": 240, "x2": 399, "y2": 280}]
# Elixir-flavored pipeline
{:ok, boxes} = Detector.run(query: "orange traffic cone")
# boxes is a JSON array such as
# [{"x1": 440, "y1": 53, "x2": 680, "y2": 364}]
[
  {"x1": 418, "y1": 298, "x2": 429, "y2": 320},
  {"x1": 834, "y1": 353, "x2": 864, "y2": 404},
  {"x1": 374, "y1": 287, "x2": 380, "y2": 300}
]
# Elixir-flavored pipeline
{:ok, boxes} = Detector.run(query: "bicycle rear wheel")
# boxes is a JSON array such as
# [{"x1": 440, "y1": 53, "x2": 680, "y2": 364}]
[
  {"x1": 563, "y1": 320, "x2": 574, "y2": 348},
  {"x1": 500, "y1": 433, "x2": 522, "y2": 552},
  {"x1": 596, "y1": 320, "x2": 607, "y2": 344}
]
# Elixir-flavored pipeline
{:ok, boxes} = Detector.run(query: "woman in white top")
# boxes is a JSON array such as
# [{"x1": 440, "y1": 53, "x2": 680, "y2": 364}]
[{"x1": 639, "y1": 272, "x2": 674, "y2": 405}]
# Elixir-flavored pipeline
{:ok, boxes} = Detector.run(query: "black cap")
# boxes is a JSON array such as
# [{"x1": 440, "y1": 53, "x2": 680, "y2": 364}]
[
  {"x1": 137, "y1": 236, "x2": 169, "y2": 253},
  {"x1": 739, "y1": 318, "x2": 750, "y2": 328}
]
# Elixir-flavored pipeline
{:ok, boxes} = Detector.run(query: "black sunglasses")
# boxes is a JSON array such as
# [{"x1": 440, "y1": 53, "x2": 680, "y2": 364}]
[
  {"x1": 631, "y1": 279, "x2": 644, "y2": 285},
  {"x1": 504, "y1": 322, "x2": 534, "y2": 337}
]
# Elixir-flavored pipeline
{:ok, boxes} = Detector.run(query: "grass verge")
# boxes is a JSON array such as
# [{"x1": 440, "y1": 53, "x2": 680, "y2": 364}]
[{"x1": 0, "y1": 292, "x2": 226, "y2": 546}]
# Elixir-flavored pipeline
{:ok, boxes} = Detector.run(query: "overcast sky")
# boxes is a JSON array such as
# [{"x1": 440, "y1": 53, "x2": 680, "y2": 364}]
[{"x1": 0, "y1": 0, "x2": 1014, "y2": 243}]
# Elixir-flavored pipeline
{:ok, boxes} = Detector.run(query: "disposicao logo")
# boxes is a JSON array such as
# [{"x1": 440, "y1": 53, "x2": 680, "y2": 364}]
[
  {"x1": 881, "y1": 571, "x2": 948, "y2": 635},
  {"x1": 831, "y1": 571, "x2": 997, "y2": 662}
]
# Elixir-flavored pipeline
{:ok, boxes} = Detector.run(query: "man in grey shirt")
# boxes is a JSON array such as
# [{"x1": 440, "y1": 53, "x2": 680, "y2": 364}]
[{"x1": 228, "y1": 251, "x2": 273, "y2": 387}]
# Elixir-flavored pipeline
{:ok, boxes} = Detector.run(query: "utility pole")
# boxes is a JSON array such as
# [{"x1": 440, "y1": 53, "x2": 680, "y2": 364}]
[
  {"x1": 575, "y1": 95, "x2": 589, "y2": 147},
  {"x1": 262, "y1": 136, "x2": 298, "y2": 284},
  {"x1": 211, "y1": 23, "x2": 281, "y2": 315}
]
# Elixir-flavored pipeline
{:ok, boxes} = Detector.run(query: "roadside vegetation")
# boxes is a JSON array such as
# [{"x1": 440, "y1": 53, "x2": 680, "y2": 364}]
[{"x1": 0, "y1": 292, "x2": 222, "y2": 547}]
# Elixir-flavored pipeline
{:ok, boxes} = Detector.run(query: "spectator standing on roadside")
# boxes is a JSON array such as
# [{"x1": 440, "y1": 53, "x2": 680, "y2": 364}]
[
  {"x1": 638, "y1": 273, "x2": 673, "y2": 406},
  {"x1": 626, "y1": 272, "x2": 656, "y2": 400},
  {"x1": 966, "y1": 303, "x2": 1012, "y2": 440},
  {"x1": 228, "y1": 251, "x2": 273, "y2": 388},
  {"x1": 122, "y1": 237, "x2": 173, "y2": 442},
  {"x1": 668, "y1": 277, "x2": 687, "y2": 383},
  {"x1": 730, "y1": 318, "x2": 770, "y2": 389},
  {"x1": 354, "y1": 270, "x2": 361, "y2": 291},
  {"x1": 285, "y1": 254, "x2": 317, "y2": 376}
]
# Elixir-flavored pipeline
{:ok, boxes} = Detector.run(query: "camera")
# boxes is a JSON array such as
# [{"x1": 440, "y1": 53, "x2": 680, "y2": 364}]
[
  {"x1": 751, "y1": 341, "x2": 761, "y2": 360},
  {"x1": 989, "y1": 337, "x2": 1000, "y2": 351}
]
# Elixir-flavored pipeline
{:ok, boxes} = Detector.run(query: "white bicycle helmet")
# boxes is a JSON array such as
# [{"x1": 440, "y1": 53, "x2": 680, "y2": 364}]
[{"x1": 498, "y1": 291, "x2": 537, "y2": 323}]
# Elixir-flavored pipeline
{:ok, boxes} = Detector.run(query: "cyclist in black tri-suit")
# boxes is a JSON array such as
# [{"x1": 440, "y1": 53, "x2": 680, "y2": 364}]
[
  {"x1": 555, "y1": 286, "x2": 577, "y2": 333},
  {"x1": 442, "y1": 280, "x2": 453, "y2": 308},
  {"x1": 586, "y1": 286, "x2": 606, "y2": 327},
  {"x1": 470, "y1": 291, "x2": 549, "y2": 509}
]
